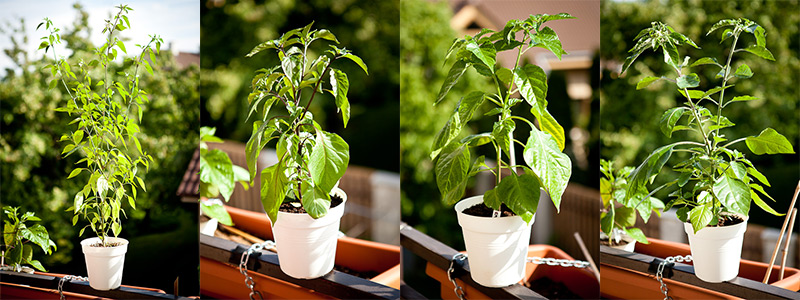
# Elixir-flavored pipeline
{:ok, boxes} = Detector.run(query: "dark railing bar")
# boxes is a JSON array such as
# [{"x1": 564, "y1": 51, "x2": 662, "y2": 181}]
[
  {"x1": 600, "y1": 245, "x2": 800, "y2": 299},
  {"x1": 399, "y1": 223, "x2": 546, "y2": 300},
  {"x1": 0, "y1": 270, "x2": 189, "y2": 299},
  {"x1": 199, "y1": 234, "x2": 399, "y2": 300},
  {"x1": 400, "y1": 281, "x2": 428, "y2": 300}
]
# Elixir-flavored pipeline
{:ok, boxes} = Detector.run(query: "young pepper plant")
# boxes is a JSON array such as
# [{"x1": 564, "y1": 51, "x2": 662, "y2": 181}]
[
  {"x1": 621, "y1": 19, "x2": 793, "y2": 233},
  {"x1": 431, "y1": 14, "x2": 575, "y2": 224},
  {"x1": 244, "y1": 22, "x2": 368, "y2": 223},
  {"x1": 2, "y1": 207, "x2": 57, "y2": 272},
  {"x1": 39, "y1": 5, "x2": 162, "y2": 246},
  {"x1": 600, "y1": 159, "x2": 663, "y2": 245},
  {"x1": 199, "y1": 127, "x2": 250, "y2": 226}
]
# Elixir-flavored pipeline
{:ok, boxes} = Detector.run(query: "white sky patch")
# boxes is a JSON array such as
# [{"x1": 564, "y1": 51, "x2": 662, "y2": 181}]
[{"x1": 0, "y1": 0, "x2": 198, "y2": 75}]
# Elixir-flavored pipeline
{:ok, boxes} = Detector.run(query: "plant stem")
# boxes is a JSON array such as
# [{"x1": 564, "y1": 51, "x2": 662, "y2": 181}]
[{"x1": 715, "y1": 34, "x2": 740, "y2": 140}]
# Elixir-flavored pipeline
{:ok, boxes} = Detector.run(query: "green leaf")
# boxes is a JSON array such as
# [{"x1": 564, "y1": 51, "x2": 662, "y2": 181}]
[
  {"x1": 464, "y1": 38, "x2": 496, "y2": 69},
  {"x1": 743, "y1": 45, "x2": 775, "y2": 61},
  {"x1": 636, "y1": 76, "x2": 662, "y2": 90},
  {"x1": 746, "y1": 128, "x2": 795, "y2": 155},
  {"x1": 707, "y1": 19, "x2": 737, "y2": 36},
  {"x1": 342, "y1": 54, "x2": 368, "y2": 75},
  {"x1": 690, "y1": 57, "x2": 720, "y2": 67},
  {"x1": 457, "y1": 91, "x2": 485, "y2": 125},
  {"x1": 730, "y1": 95, "x2": 758, "y2": 103},
  {"x1": 68, "y1": 168, "x2": 84, "y2": 179},
  {"x1": 531, "y1": 26, "x2": 567, "y2": 59},
  {"x1": 734, "y1": 64, "x2": 753, "y2": 78},
  {"x1": 495, "y1": 67, "x2": 513, "y2": 86},
  {"x1": 492, "y1": 118, "x2": 515, "y2": 158},
  {"x1": 116, "y1": 41, "x2": 127, "y2": 54},
  {"x1": 614, "y1": 206, "x2": 636, "y2": 227},
  {"x1": 21, "y1": 224, "x2": 51, "y2": 253},
  {"x1": 659, "y1": 107, "x2": 687, "y2": 138},
  {"x1": 309, "y1": 131, "x2": 349, "y2": 194},
  {"x1": 435, "y1": 60, "x2": 468, "y2": 105},
  {"x1": 523, "y1": 128, "x2": 571, "y2": 212},
  {"x1": 246, "y1": 40, "x2": 278, "y2": 57},
  {"x1": 484, "y1": 172, "x2": 539, "y2": 224},
  {"x1": 754, "y1": 25, "x2": 766, "y2": 46},
  {"x1": 200, "y1": 201, "x2": 233, "y2": 226},
  {"x1": 689, "y1": 203, "x2": 714, "y2": 233},
  {"x1": 678, "y1": 89, "x2": 705, "y2": 99},
  {"x1": 729, "y1": 161, "x2": 747, "y2": 180},
  {"x1": 625, "y1": 227, "x2": 649, "y2": 244},
  {"x1": 530, "y1": 104, "x2": 565, "y2": 151},
  {"x1": 199, "y1": 149, "x2": 235, "y2": 201},
  {"x1": 435, "y1": 143, "x2": 470, "y2": 205},
  {"x1": 625, "y1": 144, "x2": 674, "y2": 201},
  {"x1": 713, "y1": 173, "x2": 750, "y2": 216},
  {"x1": 313, "y1": 29, "x2": 339, "y2": 43},
  {"x1": 261, "y1": 159, "x2": 288, "y2": 224},
  {"x1": 73, "y1": 193, "x2": 84, "y2": 213},
  {"x1": 747, "y1": 167, "x2": 770, "y2": 187},
  {"x1": 600, "y1": 209, "x2": 614, "y2": 236},
  {"x1": 751, "y1": 190, "x2": 782, "y2": 216},
  {"x1": 329, "y1": 69, "x2": 351, "y2": 127},
  {"x1": 430, "y1": 111, "x2": 462, "y2": 160},
  {"x1": 461, "y1": 133, "x2": 493, "y2": 147},
  {"x1": 300, "y1": 182, "x2": 331, "y2": 219},
  {"x1": 676, "y1": 73, "x2": 700, "y2": 89},
  {"x1": 28, "y1": 259, "x2": 47, "y2": 272},
  {"x1": 245, "y1": 121, "x2": 276, "y2": 182},
  {"x1": 513, "y1": 64, "x2": 548, "y2": 107}
]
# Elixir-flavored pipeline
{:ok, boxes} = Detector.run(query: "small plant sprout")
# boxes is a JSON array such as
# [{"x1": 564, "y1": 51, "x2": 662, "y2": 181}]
[
  {"x1": 39, "y1": 4, "x2": 163, "y2": 246},
  {"x1": 600, "y1": 159, "x2": 663, "y2": 245},
  {"x1": 431, "y1": 14, "x2": 575, "y2": 223},
  {"x1": 199, "y1": 126, "x2": 250, "y2": 226},
  {"x1": 2, "y1": 207, "x2": 57, "y2": 272},
  {"x1": 243, "y1": 22, "x2": 368, "y2": 223},
  {"x1": 621, "y1": 19, "x2": 794, "y2": 233}
]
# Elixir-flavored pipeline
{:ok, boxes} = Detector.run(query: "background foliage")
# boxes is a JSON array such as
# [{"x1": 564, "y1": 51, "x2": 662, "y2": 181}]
[
  {"x1": 0, "y1": 4, "x2": 199, "y2": 294},
  {"x1": 600, "y1": 0, "x2": 799, "y2": 228},
  {"x1": 200, "y1": 0, "x2": 399, "y2": 173}
]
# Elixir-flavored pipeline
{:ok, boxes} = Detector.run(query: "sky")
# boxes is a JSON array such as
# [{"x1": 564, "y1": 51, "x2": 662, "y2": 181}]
[{"x1": 0, "y1": 0, "x2": 199, "y2": 74}]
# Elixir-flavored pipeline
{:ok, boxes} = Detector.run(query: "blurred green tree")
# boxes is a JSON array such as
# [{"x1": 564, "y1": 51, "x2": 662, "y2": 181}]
[
  {"x1": 0, "y1": 3, "x2": 198, "y2": 294},
  {"x1": 200, "y1": 0, "x2": 399, "y2": 172},
  {"x1": 600, "y1": 0, "x2": 799, "y2": 228}
]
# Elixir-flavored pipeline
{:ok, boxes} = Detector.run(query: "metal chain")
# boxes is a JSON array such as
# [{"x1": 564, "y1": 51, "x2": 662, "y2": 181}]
[
  {"x1": 447, "y1": 253, "x2": 468, "y2": 300},
  {"x1": 526, "y1": 257, "x2": 591, "y2": 268},
  {"x1": 58, "y1": 275, "x2": 89, "y2": 300},
  {"x1": 239, "y1": 240, "x2": 276, "y2": 300},
  {"x1": 655, "y1": 255, "x2": 693, "y2": 300}
]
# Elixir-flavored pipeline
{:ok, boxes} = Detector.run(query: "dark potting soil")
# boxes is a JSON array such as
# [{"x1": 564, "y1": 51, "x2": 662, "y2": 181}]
[
  {"x1": 334, "y1": 265, "x2": 380, "y2": 279},
  {"x1": 525, "y1": 277, "x2": 582, "y2": 299},
  {"x1": 712, "y1": 214, "x2": 745, "y2": 227},
  {"x1": 462, "y1": 202, "x2": 516, "y2": 217},
  {"x1": 279, "y1": 193, "x2": 344, "y2": 214}
]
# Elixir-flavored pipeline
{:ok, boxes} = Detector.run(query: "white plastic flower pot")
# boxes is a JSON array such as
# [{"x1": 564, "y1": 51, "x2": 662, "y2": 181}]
[
  {"x1": 455, "y1": 195, "x2": 534, "y2": 287},
  {"x1": 271, "y1": 187, "x2": 347, "y2": 279},
  {"x1": 80, "y1": 237, "x2": 128, "y2": 290},
  {"x1": 683, "y1": 216, "x2": 748, "y2": 283},
  {"x1": 602, "y1": 230, "x2": 637, "y2": 252}
]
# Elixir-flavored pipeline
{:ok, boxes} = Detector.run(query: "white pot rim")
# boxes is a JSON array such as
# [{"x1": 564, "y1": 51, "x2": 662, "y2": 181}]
[
  {"x1": 80, "y1": 237, "x2": 129, "y2": 256},
  {"x1": 455, "y1": 195, "x2": 531, "y2": 234},
  {"x1": 683, "y1": 214, "x2": 748, "y2": 239},
  {"x1": 273, "y1": 187, "x2": 347, "y2": 227}
]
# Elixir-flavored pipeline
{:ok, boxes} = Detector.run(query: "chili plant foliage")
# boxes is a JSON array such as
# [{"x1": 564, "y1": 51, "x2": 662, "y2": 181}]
[
  {"x1": 622, "y1": 19, "x2": 794, "y2": 233},
  {"x1": 2, "y1": 207, "x2": 57, "y2": 272},
  {"x1": 600, "y1": 159, "x2": 663, "y2": 245},
  {"x1": 199, "y1": 126, "x2": 250, "y2": 226},
  {"x1": 244, "y1": 22, "x2": 368, "y2": 223},
  {"x1": 39, "y1": 5, "x2": 163, "y2": 245},
  {"x1": 431, "y1": 14, "x2": 575, "y2": 223}
]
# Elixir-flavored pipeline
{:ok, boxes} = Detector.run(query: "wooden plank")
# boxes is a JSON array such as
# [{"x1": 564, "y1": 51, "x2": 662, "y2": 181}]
[
  {"x1": 600, "y1": 245, "x2": 800, "y2": 299},
  {"x1": 0, "y1": 271, "x2": 189, "y2": 299},
  {"x1": 400, "y1": 281, "x2": 428, "y2": 299},
  {"x1": 199, "y1": 234, "x2": 399, "y2": 299},
  {"x1": 400, "y1": 223, "x2": 546, "y2": 300}
]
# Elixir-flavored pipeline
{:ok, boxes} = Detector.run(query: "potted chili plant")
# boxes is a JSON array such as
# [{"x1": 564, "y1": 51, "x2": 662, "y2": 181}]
[
  {"x1": 243, "y1": 22, "x2": 368, "y2": 279},
  {"x1": 621, "y1": 19, "x2": 794, "y2": 282},
  {"x1": 40, "y1": 4, "x2": 162, "y2": 290},
  {"x1": 431, "y1": 14, "x2": 574, "y2": 287},
  {"x1": 600, "y1": 159, "x2": 663, "y2": 252}
]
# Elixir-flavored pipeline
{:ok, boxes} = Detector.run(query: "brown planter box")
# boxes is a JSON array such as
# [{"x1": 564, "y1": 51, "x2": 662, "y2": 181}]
[{"x1": 601, "y1": 237, "x2": 800, "y2": 299}]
